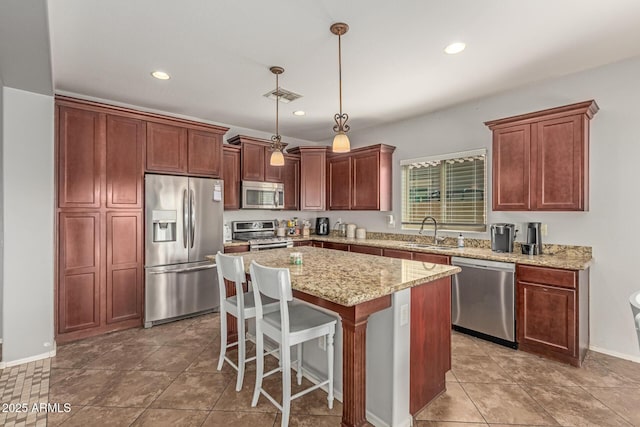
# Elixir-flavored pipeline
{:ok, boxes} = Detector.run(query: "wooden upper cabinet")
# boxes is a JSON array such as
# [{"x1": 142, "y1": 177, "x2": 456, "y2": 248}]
[
  {"x1": 283, "y1": 154, "x2": 300, "y2": 210},
  {"x1": 289, "y1": 146, "x2": 327, "y2": 211},
  {"x1": 58, "y1": 106, "x2": 104, "y2": 208},
  {"x1": 326, "y1": 144, "x2": 395, "y2": 211},
  {"x1": 492, "y1": 124, "x2": 531, "y2": 210},
  {"x1": 228, "y1": 135, "x2": 289, "y2": 183},
  {"x1": 223, "y1": 145, "x2": 241, "y2": 210},
  {"x1": 187, "y1": 129, "x2": 223, "y2": 177},
  {"x1": 106, "y1": 115, "x2": 145, "y2": 208},
  {"x1": 327, "y1": 154, "x2": 352, "y2": 210},
  {"x1": 534, "y1": 116, "x2": 586, "y2": 210},
  {"x1": 239, "y1": 140, "x2": 266, "y2": 181},
  {"x1": 146, "y1": 122, "x2": 188, "y2": 173},
  {"x1": 486, "y1": 100, "x2": 598, "y2": 211}
]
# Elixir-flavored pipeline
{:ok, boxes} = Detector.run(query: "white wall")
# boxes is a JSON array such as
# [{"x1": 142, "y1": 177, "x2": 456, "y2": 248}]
[
  {"x1": 0, "y1": 76, "x2": 4, "y2": 346},
  {"x1": 321, "y1": 56, "x2": 640, "y2": 360},
  {"x1": 2, "y1": 87, "x2": 55, "y2": 363}
]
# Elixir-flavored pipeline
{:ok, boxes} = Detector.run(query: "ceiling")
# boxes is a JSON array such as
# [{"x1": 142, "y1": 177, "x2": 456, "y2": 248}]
[{"x1": 44, "y1": 0, "x2": 640, "y2": 141}]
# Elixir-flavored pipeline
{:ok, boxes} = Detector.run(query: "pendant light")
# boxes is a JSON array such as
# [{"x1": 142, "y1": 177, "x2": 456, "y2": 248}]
[
  {"x1": 330, "y1": 22, "x2": 351, "y2": 153},
  {"x1": 269, "y1": 66, "x2": 285, "y2": 166}
]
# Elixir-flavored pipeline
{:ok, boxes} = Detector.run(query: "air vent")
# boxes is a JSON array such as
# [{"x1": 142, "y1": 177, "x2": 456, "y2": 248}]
[{"x1": 263, "y1": 87, "x2": 303, "y2": 103}]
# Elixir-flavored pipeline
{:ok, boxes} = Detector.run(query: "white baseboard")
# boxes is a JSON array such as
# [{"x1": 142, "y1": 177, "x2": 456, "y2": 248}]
[
  {"x1": 0, "y1": 345, "x2": 57, "y2": 369},
  {"x1": 589, "y1": 345, "x2": 640, "y2": 363}
]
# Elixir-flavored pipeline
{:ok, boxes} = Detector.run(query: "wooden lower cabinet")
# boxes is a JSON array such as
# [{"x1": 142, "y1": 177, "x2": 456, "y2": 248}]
[
  {"x1": 516, "y1": 264, "x2": 589, "y2": 366},
  {"x1": 224, "y1": 244, "x2": 250, "y2": 253},
  {"x1": 293, "y1": 240, "x2": 312, "y2": 247},
  {"x1": 58, "y1": 212, "x2": 101, "y2": 333},
  {"x1": 311, "y1": 241, "x2": 324, "y2": 248},
  {"x1": 106, "y1": 212, "x2": 143, "y2": 324},
  {"x1": 412, "y1": 252, "x2": 450, "y2": 265}
]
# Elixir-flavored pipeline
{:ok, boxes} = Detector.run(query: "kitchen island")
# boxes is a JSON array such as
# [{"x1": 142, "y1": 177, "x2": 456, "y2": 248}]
[{"x1": 208, "y1": 246, "x2": 460, "y2": 427}]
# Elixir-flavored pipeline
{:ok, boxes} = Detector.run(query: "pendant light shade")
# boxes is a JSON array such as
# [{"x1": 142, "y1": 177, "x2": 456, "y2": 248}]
[
  {"x1": 269, "y1": 66, "x2": 285, "y2": 166},
  {"x1": 331, "y1": 22, "x2": 351, "y2": 153},
  {"x1": 332, "y1": 131, "x2": 350, "y2": 153},
  {"x1": 270, "y1": 149, "x2": 285, "y2": 166}
]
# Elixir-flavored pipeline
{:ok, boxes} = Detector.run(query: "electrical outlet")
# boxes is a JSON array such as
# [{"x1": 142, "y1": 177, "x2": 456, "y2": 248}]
[
  {"x1": 387, "y1": 214, "x2": 396, "y2": 228},
  {"x1": 541, "y1": 223, "x2": 548, "y2": 236},
  {"x1": 400, "y1": 304, "x2": 409, "y2": 326},
  {"x1": 318, "y1": 335, "x2": 326, "y2": 351}
]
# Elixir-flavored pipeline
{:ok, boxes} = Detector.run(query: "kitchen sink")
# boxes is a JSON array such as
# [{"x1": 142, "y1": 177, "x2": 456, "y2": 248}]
[{"x1": 402, "y1": 243, "x2": 453, "y2": 250}]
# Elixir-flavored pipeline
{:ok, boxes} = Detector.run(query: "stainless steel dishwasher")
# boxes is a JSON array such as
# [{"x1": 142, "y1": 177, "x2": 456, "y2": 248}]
[{"x1": 451, "y1": 256, "x2": 517, "y2": 348}]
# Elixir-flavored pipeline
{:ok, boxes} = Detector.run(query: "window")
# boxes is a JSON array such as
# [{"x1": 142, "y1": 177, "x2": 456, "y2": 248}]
[{"x1": 401, "y1": 149, "x2": 487, "y2": 232}]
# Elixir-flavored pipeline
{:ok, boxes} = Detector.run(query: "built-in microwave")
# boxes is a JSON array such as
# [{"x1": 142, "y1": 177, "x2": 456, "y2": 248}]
[{"x1": 242, "y1": 181, "x2": 285, "y2": 209}]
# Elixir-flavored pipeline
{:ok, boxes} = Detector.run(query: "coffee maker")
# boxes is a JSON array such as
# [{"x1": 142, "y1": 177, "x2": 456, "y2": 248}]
[
  {"x1": 490, "y1": 223, "x2": 516, "y2": 253},
  {"x1": 523, "y1": 222, "x2": 543, "y2": 255},
  {"x1": 316, "y1": 217, "x2": 330, "y2": 235}
]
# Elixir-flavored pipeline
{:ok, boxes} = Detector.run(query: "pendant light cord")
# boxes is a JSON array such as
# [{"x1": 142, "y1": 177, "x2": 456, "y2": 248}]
[{"x1": 338, "y1": 32, "x2": 343, "y2": 116}]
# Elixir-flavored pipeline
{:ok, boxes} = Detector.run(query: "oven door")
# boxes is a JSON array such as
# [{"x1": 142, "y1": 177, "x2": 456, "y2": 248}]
[
  {"x1": 242, "y1": 181, "x2": 284, "y2": 209},
  {"x1": 250, "y1": 241, "x2": 294, "y2": 251}
]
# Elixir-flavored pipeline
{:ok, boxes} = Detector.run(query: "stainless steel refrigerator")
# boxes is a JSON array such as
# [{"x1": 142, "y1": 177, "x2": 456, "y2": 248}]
[{"x1": 144, "y1": 174, "x2": 223, "y2": 327}]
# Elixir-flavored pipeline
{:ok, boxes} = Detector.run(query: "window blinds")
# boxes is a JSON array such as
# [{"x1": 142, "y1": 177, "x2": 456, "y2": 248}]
[{"x1": 401, "y1": 149, "x2": 487, "y2": 231}]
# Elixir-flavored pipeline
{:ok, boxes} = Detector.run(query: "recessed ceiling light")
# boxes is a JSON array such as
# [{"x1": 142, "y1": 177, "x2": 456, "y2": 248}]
[
  {"x1": 293, "y1": 110, "x2": 305, "y2": 116},
  {"x1": 444, "y1": 42, "x2": 466, "y2": 55},
  {"x1": 151, "y1": 71, "x2": 170, "y2": 80}
]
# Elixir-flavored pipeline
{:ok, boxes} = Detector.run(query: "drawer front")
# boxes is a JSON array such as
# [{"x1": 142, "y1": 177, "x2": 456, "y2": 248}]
[
  {"x1": 412, "y1": 252, "x2": 450, "y2": 265},
  {"x1": 383, "y1": 249, "x2": 413, "y2": 260},
  {"x1": 517, "y1": 265, "x2": 576, "y2": 289},
  {"x1": 350, "y1": 244, "x2": 383, "y2": 256},
  {"x1": 323, "y1": 242, "x2": 350, "y2": 251}
]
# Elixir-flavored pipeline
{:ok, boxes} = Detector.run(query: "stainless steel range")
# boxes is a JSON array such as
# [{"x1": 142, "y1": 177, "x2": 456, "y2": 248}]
[{"x1": 232, "y1": 220, "x2": 294, "y2": 251}]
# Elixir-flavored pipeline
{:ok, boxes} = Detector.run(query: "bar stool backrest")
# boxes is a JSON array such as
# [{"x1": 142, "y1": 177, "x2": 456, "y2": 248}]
[
  {"x1": 250, "y1": 261, "x2": 293, "y2": 336},
  {"x1": 216, "y1": 251, "x2": 247, "y2": 311}
]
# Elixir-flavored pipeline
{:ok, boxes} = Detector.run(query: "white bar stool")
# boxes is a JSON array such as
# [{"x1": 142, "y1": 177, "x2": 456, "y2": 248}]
[
  {"x1": 215, "y1": 252, "x2": 279, "y2": 391},
  {"x1": 249, "y1": 260, "x2": 337, "y2": 427},
  {"x1": 631, "y1": 290, "x2": 640, "y2": 346}
]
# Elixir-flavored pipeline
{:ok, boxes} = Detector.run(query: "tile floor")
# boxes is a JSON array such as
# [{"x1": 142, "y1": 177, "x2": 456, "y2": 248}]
[{"x1": 2, "y1": 312, "x2": 639, "y2": 426}]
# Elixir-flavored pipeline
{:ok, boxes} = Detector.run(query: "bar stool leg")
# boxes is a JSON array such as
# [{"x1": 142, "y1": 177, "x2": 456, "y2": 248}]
[
  {"x1": 296, "y1": 343, "x2": 303, "y2": 386},
  {"x1": 327, "y1": 331, "x2": 335, "y2": 409},
  {"x1": 281, "y1": 343, "x2": 292, "y2": 427},
  {"x1": 236, "y1": 317, "x2": 246, "y2": 391},
  {"x1": 251, "y1": 326, "x2": 264, "y2": 407},
  {"x1": 217, "y1": 309, "x2": 227, "y2": 371}
]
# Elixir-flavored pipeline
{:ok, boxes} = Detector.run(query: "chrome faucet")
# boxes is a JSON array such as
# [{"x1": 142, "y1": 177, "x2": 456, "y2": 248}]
[{"x1": 419, "y1": 216, "x2": 445, "y2": 244}]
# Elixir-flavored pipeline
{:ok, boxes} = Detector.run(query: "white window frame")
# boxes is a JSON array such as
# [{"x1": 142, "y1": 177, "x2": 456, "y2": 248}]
[{"x1": 400, "y1": 148, "x2": 487, "y2": 232}]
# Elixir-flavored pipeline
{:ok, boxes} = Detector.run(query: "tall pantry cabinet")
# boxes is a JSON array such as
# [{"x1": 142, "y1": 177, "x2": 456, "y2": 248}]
[{"x1": 55, "y1": 96, "x2": 228, "y2": 343}]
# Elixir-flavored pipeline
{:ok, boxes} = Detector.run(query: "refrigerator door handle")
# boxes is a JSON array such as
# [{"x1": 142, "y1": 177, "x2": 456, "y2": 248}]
[
  {"x1": 190, "y1": 189, "x2": 196, "y2": 249},
  {"x1": 182, "y1": 189, "x2": 189, "y2": 248},
  {"x1": 148, "y1": 264, "x2": 217, "y2": 275}
]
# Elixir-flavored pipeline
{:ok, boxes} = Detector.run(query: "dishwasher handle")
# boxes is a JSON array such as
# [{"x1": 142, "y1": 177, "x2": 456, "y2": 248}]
[{"x1": 451, "y1": 256, "x2": 515, "y2": 273}]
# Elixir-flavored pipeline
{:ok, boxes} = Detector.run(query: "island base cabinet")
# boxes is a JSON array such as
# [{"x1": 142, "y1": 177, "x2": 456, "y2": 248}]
[
  {"x1": 410, "y1": 276, "x2": 451, "y2": 414},
  {"x1": 516, "y1": 265, "x2": 588, "y2": 367}
]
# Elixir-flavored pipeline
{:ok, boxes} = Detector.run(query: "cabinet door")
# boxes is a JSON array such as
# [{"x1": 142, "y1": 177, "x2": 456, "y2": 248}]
[
  {"x1": 106, "y1": 115, "x2": 144, "y2": 208},
  {"x1": 533, "y1": 115, "x2": 585, "y2": 210},
  {"x1": 352, "y1": 150, "x2": 380, "y2": 210},
  {"x1": 350, "y1": 245, "x2": 383, "y2": 256},
  {"x1": 58, "y1": 212, "x2": 101, "y2": 333},
  {"x1": 58, "y1": 106, "x2": 103, "y2": 208},
  {"x1": 242, "y1": 141, "x2": 265, "y2": 181},
  {"x1": 265, "y1": 149, "x2": 284, "y2": 183},
  {"x1": 224, "y1": 244, "x2": 250, "y2": 253},
  {"x1": 146, "y1": 122, "x2": 187, "y2": 173},
  {"x1": 283, "y1": 155, "x2": 300, "y2": 210},
  {"x1": 412, "y1": 252, "x2": 450, "y2": 265},
  {"x1": 187, "y1": 129, "x2": 222, "y2": 177},
  {"x1": 327, "y1": 155, "x2": 352, "y2": 210},
  {"x1": 517, "y1": 281, "x2": 576, "y2": 356},
  {"x1": 383, "y1": 249, "x2": 413, "y2": 260},
  {"x1": 293, "y1": 240, "x2": 312, "y2": 247},
  {"x1": 300, "y1": 150, "x2": 326, "y2": 210},
  {"x1": 223, "y1": 146, "x2": 241, "y2": 210},
  {"x1": 312, "y1": 241, "x2": 324, "y2": 248},
  {"x1": 106, "y1": 211, "x2": 143, "y2": 324},
  {"x1": 493, "y1": 125, "x2": 531, "y2": 210}
]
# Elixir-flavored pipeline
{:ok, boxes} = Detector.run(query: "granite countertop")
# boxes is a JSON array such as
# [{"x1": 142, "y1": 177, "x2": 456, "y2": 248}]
[
  {"x1": 223, "y1": 236, "x2": 592, "y2": 270},
  {"x1": 207, "y1": 246, "x2": 460, "y2": 307}
]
